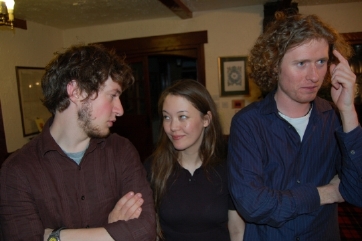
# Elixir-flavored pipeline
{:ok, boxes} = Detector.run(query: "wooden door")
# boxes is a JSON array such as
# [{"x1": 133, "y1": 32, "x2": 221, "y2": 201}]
[
  {"x1": 98, "y1": 31, "x2": 208, "y2": 162},
  {"x1": 110, "y1": 57, "x2": 154, "y2": 162},
  {"x1": 0, "y1": 100, "x2": 9, "y2": 167}
]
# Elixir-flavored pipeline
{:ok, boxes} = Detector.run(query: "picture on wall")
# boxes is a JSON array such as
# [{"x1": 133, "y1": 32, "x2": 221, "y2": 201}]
[
  {"x1": 218, "y1": 56, "x2": 249, "y2": 96},
  {"x1": 16, "y1": 66, "x2": 52, "y2": 137}
]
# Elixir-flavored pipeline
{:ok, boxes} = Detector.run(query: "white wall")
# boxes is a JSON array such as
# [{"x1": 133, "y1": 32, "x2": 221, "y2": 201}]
[
  {"x1": 62, "y1": 2, "x2": 362, "y2": 135},
  {"x1": 0, "y1": 21, "x2": 63, "y2": 152},
  {"x1": 1, "y1": 2, "x2": 362, "y2": 152}
]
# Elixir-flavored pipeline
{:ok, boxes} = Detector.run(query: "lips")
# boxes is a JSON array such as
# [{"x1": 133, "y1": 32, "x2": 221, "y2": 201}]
[
  {"x1": 302, "y1": 86, "x2": 318, "y2": 91},
  {"x1": 171, "y1": 135, "x2": 184, "y2": 140},
  {"x1": 108, "y1": 120, "x2": 116, "y2": 127}
]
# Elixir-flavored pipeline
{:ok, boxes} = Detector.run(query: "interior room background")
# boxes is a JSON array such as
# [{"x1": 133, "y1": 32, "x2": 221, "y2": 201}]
[{"x1": 1, "y1": 2, "x2": 362, "y2": 155}]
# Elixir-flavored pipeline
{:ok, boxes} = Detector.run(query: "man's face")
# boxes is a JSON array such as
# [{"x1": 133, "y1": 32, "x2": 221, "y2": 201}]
[
  {"x1": 276, "y1": 38, "x2": 329, "y2": 105},
  {"x1": 78, "y1": 77, "x2": 124, "y2": 138}
]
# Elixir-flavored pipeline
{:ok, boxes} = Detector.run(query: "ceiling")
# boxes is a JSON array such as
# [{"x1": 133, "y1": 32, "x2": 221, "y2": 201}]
[{"x1": 7, "y1": 0, "x2": 362, "y2": 30}]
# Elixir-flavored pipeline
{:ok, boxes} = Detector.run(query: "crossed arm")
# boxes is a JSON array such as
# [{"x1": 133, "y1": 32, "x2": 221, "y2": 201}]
[{"x1": 43, "y1": 191, "x2": 144, "y2": 241}]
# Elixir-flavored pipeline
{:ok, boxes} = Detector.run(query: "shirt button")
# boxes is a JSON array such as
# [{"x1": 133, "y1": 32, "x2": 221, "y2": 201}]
[
  {"x1": 350, "y1": 150, "x2": 355, "y2": 155},
  {"x1": 296, "y1": 237, "x2": 300, "y2": 241},
  {"x1": 297, "y1": 180, "x2": 300, "y2": 184},
  {"x1": 81, "y1": 195, "x2": 85, "y2": 200},
  {"x1": 189, "y1": 179, "x2": 191, "y2": 182}
]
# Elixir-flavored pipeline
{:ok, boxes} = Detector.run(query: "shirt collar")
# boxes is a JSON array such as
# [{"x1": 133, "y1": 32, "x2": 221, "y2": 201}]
[
  {"x1": 40, "y1": 117, "x2": 106, "y2": 158},
  {"x1": 260, "y1": 89, "x2": 333, "y2": 116}
]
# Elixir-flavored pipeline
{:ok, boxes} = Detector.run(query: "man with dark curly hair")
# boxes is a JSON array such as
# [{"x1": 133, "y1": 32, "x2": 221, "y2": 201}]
[
  {"x1": 228, "y1": 13, "x2": 362, "y2": 240},
  {"x1": 0, "y1": 44, "x2": 156, "y2": 241}
]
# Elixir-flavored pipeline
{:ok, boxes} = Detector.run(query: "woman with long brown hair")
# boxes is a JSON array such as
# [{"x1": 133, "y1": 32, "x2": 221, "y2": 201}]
[{"x1": 145, "y1": 79, "x2": 244, "y2": 241}]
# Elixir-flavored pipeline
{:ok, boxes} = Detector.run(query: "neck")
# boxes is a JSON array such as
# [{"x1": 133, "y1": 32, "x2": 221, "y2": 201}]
[
  {"x1": 179, "y1": 152, "x2": 202, "y2": 175},
  {"x1": 274, "y1": 94, "x2": 312, "y2": 118},
  {"x1": 50, "y1": 111, "x2": 90, "y2": 153}
]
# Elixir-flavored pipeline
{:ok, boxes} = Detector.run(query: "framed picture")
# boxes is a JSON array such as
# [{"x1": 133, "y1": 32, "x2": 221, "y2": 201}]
[
  {"x1": 16, "y1": 66, "x2": 51, "y2": 137},
  {"x1": 218, "y1": 56, "x2": 249, "y2": 96}
]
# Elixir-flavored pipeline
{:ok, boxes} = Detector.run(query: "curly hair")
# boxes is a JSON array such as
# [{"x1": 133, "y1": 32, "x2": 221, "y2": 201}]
[
  {"x1": 41, "y1": 44, "x2": 134, "y2": 114},
  {"x1": 248, "y1": 13, "x2": 353, "y2": 92}
]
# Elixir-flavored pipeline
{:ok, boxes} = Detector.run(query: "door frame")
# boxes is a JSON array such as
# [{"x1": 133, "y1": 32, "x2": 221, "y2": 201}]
[{"x1": 96, "y1": 30, "x2": 208, "y2": 86}]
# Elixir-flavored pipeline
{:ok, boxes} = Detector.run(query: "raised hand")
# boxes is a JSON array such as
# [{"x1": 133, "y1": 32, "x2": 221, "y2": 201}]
[{"x1": 330, "y1": 49, "x2": 358, "y2": 132}]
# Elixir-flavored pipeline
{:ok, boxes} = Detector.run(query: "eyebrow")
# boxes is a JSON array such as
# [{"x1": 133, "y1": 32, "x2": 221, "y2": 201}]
[{"x1": 162, "y1": 110, "x2": 189, "y2": 114}]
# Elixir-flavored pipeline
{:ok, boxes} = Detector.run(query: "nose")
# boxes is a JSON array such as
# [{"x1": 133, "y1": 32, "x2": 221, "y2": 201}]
[
  {"x1": 169, "y1": 119, "x2": 179, "y2": 132},
  {"x1": 307, "y1": 64, "x2": 319, "y2": 83},
  {"x1": 114, "y1": 97, "x2": 124, "y2": 117}
]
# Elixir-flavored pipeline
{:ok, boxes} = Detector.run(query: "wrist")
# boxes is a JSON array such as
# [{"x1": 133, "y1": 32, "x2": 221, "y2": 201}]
[{"x1": 47, "y1": 227, "x2": 66, "y2": 241}]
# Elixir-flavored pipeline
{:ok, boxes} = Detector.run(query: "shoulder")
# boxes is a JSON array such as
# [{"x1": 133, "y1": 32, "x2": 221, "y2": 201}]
[
  {"x1": 103, "y1": 133, "x2": 141, "y2": 163},
  {"x1": 2, "y1": 136, "x2": 40, "y2": 170},
  {"x1": 232, "y1": 97, "x2": 270, "y2": 124},
  {"x1": 105, "y1": 133, "x2": 138, "y2": 153},
  {"x1": 208, "y1": 161, "x2": 227, "y2": 177}
]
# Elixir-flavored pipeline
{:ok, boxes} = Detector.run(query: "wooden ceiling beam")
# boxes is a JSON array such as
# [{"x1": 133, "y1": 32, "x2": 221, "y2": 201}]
[
  {"x1": 13, "y1": 18, "x2": 27, "y2": 30},
  {"x1": 158, "y1": 0, "x2": 192, "y2": 19}
]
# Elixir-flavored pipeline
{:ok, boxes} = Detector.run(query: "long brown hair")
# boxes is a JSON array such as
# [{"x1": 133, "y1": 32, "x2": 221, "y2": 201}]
[{"x1": 149, "y1": 79, "x2": 226, "y2": 238}]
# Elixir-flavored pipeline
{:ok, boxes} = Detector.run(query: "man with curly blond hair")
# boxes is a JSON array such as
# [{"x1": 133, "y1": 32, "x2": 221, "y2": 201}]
[{"x1": 228, "y1": 13, "x2": 362, "y2": 240}]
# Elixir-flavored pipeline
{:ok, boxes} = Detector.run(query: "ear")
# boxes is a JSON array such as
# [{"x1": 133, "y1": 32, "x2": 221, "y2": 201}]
[
  {"x1": 67, "y1": 80, "x2": 80, "y2": 102},
  {"x1": 203, "y1": 111, "x2": 212, "y2": 128}
]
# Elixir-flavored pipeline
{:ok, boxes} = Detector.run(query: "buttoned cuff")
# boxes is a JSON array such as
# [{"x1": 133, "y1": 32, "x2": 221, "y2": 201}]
[{"x1": 291, "y1": 184, "x2": 320, "y2": 214}]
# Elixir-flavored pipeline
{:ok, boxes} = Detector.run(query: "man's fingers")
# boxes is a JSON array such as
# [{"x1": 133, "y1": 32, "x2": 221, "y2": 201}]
[
  {"x1": 332, "y1": 49, "x2": 348, "y2": 64},
  {"x1": 114, "y1": 191, "x2": 137, "y2": 211}
]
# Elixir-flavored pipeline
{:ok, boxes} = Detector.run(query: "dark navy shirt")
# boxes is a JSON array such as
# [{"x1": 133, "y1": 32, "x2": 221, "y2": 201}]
[{"x1": 228, "y1": 92, "x2": 362, "y2": 241}]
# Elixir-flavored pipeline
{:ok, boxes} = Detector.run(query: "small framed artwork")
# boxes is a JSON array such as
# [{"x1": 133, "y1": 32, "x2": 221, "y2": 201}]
[
  {"x1": 218, "y1": 56, "x2": 249, "y2": 96},
  {"x1": 16, "y1": 66, "x2": 51, "y2": 137}
]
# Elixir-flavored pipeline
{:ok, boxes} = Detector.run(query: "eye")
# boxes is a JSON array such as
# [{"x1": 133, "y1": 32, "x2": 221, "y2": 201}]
[
  {"x1": 179, "y1": 115, "x2": 187, "y2": 120},
  {"x1": 163, "y1": 115, "x2": 170, "y2": 121},
  {"x1": 317, "y1": 59, "x2": 327, "y2": 65},
  {"x1": 297, "y1": 61, "x2": 305, "y2": 67}
]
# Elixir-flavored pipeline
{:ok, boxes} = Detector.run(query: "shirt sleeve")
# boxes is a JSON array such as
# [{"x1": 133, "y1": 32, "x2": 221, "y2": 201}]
[
  {"x1": 227, "y1": 114, "x2": 320, "y2": 228},
  {"x1": 104, "y1": 137, "x2": 156, "y2": 241},
  {"x1": 336, "y1": 125, "x2": 362, "y2": 207},
  {"x1": 0, "y1": 159, "x2": 45, "y2": 240}
]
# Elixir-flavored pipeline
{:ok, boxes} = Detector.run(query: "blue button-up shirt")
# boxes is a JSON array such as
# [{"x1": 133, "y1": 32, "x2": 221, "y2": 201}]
[{"x1": 228, "y1": 92, "x2": 362, "y2": 241}]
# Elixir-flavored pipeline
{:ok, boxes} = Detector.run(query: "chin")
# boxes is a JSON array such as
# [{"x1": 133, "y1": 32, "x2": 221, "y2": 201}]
[{"x1": 88, "y1": 129, "x2": 110, "y2": 139}]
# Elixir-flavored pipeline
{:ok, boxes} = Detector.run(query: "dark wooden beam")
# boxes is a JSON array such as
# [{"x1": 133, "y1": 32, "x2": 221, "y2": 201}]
[
  {"x1": 341, "y1": 32, "x2": 362, "y2": 45},
  {"x1": 13, "y1": 18, "x2": 27, "y2": 30},
  {"x1": 158, "y1": 0, "x2": 192, "y2": 19}
]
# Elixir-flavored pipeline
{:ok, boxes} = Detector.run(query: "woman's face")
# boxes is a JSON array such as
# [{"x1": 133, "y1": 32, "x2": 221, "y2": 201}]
[{"x1": 162, "y1": 94, "x2": 210, "y2": 154}]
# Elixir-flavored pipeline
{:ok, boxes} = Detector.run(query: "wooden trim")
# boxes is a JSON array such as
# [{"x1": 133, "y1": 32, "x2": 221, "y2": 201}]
[
  {"x1": 158, "y1": 0, "x2": 192, "y2": 19},
  {"x1": 96, "y1": 31, "x2": 207, "y2": 85},
  {"x1": 13, "y1": 18, "x2": 27, "y2": 30},
  {"x1": 341, "y1": 32, "x2": 362, "y2": 45},
  {"x1": 99, "y1": 31, "x2": 207, "y2": 55}
]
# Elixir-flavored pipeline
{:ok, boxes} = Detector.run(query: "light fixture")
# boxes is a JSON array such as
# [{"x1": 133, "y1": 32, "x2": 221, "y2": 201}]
[{"x1": 0, "y1": 0, "x2": 15, "y2": 29}]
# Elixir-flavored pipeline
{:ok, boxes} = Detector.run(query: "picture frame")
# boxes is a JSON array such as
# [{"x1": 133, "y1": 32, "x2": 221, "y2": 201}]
[
  {"x1": 16, "y1": 66, "x2": 51, "y2": 137},
  {"x1": 218, "y1": 56, "x2": 249, "y2": 96}
]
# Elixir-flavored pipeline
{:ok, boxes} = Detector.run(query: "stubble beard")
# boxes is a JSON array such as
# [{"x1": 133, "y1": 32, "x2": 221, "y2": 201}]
[{"x1": 78, "y1": 101, "x2": 110, "y2": 139}]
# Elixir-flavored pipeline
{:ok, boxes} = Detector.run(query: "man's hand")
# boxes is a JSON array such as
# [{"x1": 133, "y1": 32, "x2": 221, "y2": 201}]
[
  {"x1": 330, "y1": 49, "x2": 358, "y2": 132},
  {"x1": 317, "y1": 175, "x2": 345, "y2": 205},
  {"x1": 108, "y1": 191, "x2": 144, "y2": 223},
  {"x1": 44, "y1": 228, "x2": 52, "y2": 241}
]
